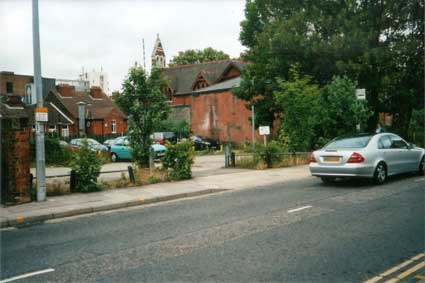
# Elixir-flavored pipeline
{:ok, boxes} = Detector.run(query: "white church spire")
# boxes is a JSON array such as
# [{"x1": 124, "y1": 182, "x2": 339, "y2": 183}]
[{"x1": 151, "y1": 34, "x2": 166, "y2": 69}]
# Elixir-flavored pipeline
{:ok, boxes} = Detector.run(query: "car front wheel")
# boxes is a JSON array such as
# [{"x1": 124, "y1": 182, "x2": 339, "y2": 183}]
[
  {"x1": 373, "y1": 162, "x2": 387, "y2": 185},
  {"x1": 111, "y1": 153, "x2": 118, "y2": 162}
]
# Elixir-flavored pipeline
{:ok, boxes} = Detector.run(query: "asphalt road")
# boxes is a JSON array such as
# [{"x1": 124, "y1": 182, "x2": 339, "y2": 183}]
[{"x1": 1, "y1": 173, "x2": 424, "y2": 283}]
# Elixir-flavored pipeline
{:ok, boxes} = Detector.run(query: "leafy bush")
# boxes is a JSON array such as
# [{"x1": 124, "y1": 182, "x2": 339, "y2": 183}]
[
  {"x1": 70, "y1": 139, "x2": 102, "y2": 192},
  {"x1": 408, "y1": 108, "x2": 425, "y2": 147},
  {"x1": 317, "y1": 76, "x2": 372, "y2": 140},
  {"x1": 162, "y1": 141, "x2": 195, "y2": 180},
  {"x1": 30, "y1": 134, "x2": 72, "y2": 165}
]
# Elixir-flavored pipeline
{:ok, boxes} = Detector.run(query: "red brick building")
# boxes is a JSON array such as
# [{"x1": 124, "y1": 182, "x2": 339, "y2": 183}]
[
  {"x1": 45, "y1": 84, "x2": 127, "y2": 137},
  {"x1": 0, "y1": 71, "x2": 127, "y2": 138},
  {"x1": 162, "y1": 59, "x2": 263, "y2": 143}
]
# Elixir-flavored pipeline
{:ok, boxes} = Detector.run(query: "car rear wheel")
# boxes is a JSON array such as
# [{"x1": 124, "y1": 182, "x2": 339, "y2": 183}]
[
  {"x1": 321, "y1": 177, "x2": 336, "y2": 185},
  {"x1": 373, "y1": 162, "x2": 387, "y2": 185},
  {"x1": 111, "y1": 153, "x2": 118, "y2": 162},
  {"x1": 419, "y1": 156, "x2": 425, "y2": 176}
]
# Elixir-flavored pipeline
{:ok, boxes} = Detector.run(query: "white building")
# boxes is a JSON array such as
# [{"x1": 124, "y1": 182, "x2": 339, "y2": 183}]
[
  {"x1": 56, "y1": 78, "x2": 89, "y2": 92},
  {"x1": 79, "y1": 68, "x2": 110, "y2": 95}
]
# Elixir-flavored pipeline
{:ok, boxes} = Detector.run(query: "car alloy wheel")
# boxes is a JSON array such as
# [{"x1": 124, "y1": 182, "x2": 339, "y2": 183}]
[
  {"x1": 111, "y1": 153, "x2": 118, "y2": 162},
  {"x1": 374, "y1": 163, "x2": 387, "y2": 184}
]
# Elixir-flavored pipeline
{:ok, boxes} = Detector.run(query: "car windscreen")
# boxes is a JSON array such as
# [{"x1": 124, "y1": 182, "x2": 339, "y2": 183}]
[{"x1": 325, "y1": 136, "x2": 372, "y2": 149}]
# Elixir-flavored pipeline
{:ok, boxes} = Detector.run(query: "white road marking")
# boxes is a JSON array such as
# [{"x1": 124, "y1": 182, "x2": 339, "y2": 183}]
[
  {"x1": 0, "y1": 268, "x2": 55, "y2": 283},
  {"x1": 414, "y1": 178, "x2": 425, "y2": 182},
  {"x1": 287, "y1": 205, "x2": 312, "y2": 213}
]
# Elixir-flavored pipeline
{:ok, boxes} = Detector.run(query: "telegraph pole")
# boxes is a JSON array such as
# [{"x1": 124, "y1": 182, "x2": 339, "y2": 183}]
[{"x1": 32, "y1": 0, "x2": 46, "y2": 201}]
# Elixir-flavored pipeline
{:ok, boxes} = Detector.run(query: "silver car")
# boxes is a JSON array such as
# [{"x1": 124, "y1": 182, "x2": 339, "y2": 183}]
[{"x1": 309, "y1": 133, "x2": 425, "y2": 184}]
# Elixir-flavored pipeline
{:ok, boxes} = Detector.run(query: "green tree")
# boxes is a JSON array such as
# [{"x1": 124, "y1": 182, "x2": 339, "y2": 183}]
[
  {"x1": 169, "y1": 47, "x2": 230, "y2": 66},
  {"x1": 117, "y1": 66, "x2": 170, "y2": 167},
  {"x1": 317, "y1": 76, "x2": 372, "y2": 141},
  {"x1": 274, "y1": 69, "x2": 320, "y2": 152},
  {"x1": 235, "y1": 0, "x2": 424, "y2": 136}
]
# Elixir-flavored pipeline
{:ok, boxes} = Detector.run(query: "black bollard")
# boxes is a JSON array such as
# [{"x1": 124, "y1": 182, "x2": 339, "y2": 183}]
[
  {"x1": 128, "y1": 166, "x2": 135, "y2": 183},
  {"x1": 70, "y1": 170, "x2": 76, "y2": 192}
]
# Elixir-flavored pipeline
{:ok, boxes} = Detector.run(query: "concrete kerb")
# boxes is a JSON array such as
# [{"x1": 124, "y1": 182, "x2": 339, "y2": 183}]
[{"x1": 0, "y1": 189, "x2": 225, "y2": 229}]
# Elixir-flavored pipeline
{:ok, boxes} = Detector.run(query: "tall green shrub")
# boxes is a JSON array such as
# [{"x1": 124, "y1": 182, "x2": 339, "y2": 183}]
[
  {"x1": 70, "y1": 139, "x2": 102, "y2": 192},
  {"x1": 274, "y1": 68, "x2": 320, "y2": 152},
  {"x1": 162, "y1": 141, "x2": 194, "y2": 180}
]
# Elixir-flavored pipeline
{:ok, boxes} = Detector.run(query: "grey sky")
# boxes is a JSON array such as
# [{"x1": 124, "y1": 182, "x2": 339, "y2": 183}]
[{"x1": 0, "y1": 0, "x2": 246, "y2": 92}]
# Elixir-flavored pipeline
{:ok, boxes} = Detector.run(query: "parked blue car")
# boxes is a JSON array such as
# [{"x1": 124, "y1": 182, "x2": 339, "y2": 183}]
[{"x1": 110, "y1": 136, "x2": 167, "y2": 162}]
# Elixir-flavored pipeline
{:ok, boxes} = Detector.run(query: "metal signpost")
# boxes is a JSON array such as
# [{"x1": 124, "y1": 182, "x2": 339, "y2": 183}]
[
  {"x1": 251, "y1": 105, "x2": 255, "y2": 150},
  {"x1": 259, "y1": 126, "x2": 270, "y2": 146},
  {"x1": 355, "y1": 89, "x2": 366, "y2": 132},
  {"x1": 33, "y1": 0, "x2": 46, "y2": 202}
]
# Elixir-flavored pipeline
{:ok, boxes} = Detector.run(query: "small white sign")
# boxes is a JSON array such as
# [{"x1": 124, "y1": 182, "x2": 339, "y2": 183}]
[
  {"x1": 356, "y1": 89, "x2": 366, "y2": 100},
  {"x1": 35, "y1": 107, "x2": 48, "y2": 122},
  {"x1": 35, "y1": 112, "x2": 48, "y2": 122},
  {"x1": 259, "y1": 126, "x2": 270, "y2": 136}
]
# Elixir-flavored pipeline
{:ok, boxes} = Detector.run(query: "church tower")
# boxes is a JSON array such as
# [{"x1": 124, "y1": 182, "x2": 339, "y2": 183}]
[{"x1": 151, "y1": 34, "x2": 166, "y2": 69}]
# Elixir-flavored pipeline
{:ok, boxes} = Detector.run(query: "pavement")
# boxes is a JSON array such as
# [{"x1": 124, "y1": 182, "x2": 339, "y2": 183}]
[
  {"x1": 1, "y1": 171, "x2": 423, "y2": 282},
  {"x1": 1, "y1": 159, "x2": 310, "y2": 228}
]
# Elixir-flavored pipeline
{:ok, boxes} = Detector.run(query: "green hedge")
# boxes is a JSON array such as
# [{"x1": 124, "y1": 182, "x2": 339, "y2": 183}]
[{"x1": 30, "y1": 134, "x2": 72, "y2": 166}]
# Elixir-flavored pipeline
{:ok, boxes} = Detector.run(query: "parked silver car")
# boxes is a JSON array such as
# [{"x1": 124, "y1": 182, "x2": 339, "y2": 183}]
[{"x1": 309, "y1": 133, "x2": 425, "y2": 184}]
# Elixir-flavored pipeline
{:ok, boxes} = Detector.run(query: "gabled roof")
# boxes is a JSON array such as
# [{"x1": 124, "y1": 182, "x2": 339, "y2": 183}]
[
  {"x1": 162, "y1": 59, "x2": 247, "y2": 95},
  {"x1": 192, "y1": 77, "x2": 241, "y2": 95},
  {"x1": 47, "y1": 89, "x2": 126, "y2": 120}
]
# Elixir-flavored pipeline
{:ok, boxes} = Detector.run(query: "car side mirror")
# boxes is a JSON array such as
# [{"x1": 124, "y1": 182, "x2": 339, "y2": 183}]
[{"x1": 409, "y1": 143, "x2": 416, "y2": 149}]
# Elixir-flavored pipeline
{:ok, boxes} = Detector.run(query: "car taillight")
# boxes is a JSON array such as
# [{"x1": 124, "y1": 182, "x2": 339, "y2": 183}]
[
  {"x1": 347, "y1": 152, "x2": 365, "y2": 163},
  {"x1": 309, "y1": 152, "x2": 316, "y2": 163}
]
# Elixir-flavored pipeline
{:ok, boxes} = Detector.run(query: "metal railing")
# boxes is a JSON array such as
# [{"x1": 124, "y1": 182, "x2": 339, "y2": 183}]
[
  {"x1": 232, "y1": 151, "x2": 310, "y2": 168},
  {"x1": 30, "y1": 166, "x2": 136, "y2": 191}
]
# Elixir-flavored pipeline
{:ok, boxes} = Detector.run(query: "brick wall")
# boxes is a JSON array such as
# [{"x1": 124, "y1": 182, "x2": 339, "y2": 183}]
[
  {"x1": 172, "y1": 94, "x2": 191, "y2": 105},
  {"x1": 0, "y1": 73, "x2": 32, "y2": 96},
  {"x1": 0, "y1": 72, "x2": 55, "y2": 98},
  {"x1": 190, "y1": 90, "x2": 262, "y2": 143},
  {"x1": 1, "y1": 128, "x2": 31, "y2": 203}
]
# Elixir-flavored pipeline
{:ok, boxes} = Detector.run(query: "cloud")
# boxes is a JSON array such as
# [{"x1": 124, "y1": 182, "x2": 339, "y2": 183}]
[{"x1": 0, "y1": 0, "x2": 246, "y2": 92}]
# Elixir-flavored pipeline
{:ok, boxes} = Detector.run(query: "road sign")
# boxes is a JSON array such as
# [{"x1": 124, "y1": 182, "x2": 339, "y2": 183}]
[
  {"x1": 259, "y1": 126, "x2": 270, "y2": 136},
  {"x1": 35, "y1": 107, "x2": 48, "y2": 122},
  {"x1": 24, "y1": 83, "x2": 37, "y2": 105},
  {"x1": 356, "y1": 89, "x2": 366, "y2": 100}
]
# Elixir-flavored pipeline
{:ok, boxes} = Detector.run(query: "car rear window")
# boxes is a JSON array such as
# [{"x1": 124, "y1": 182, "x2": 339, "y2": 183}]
[{"x1": 325, "y1": 136, "x2": 372, "y2": 149}]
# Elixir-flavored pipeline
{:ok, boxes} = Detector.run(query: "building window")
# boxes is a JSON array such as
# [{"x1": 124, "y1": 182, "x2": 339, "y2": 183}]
[
  {"x1": 61, "y1": 125, "x2": 69, "y2": 137},
  {"x1": 6, "y1": 82, "x2": 13, "y2": 94},
  {"x1": 111, "y1": 120, "x2": 116, "y2": 133},
  {"x1": 48, "y1": 125, "x2": 57, "y2": 133}
]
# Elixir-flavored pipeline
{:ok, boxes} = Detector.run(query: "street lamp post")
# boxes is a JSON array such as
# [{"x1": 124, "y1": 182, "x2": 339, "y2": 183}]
[
  {"x1": 32, "y1": 0, "x2": 46, "y2": 202},
  {"x1": 78, "y1": 102, "x2": 87, "y2": 137}
]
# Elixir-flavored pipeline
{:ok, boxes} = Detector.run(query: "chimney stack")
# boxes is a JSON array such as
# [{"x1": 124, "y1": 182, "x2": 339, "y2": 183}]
[
  {"x1": 90, "y1": 86, "x2": 103, "y2": 99},
  {"x1": 57, "y1": 84, "x2": 75, "y2": 97}
]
